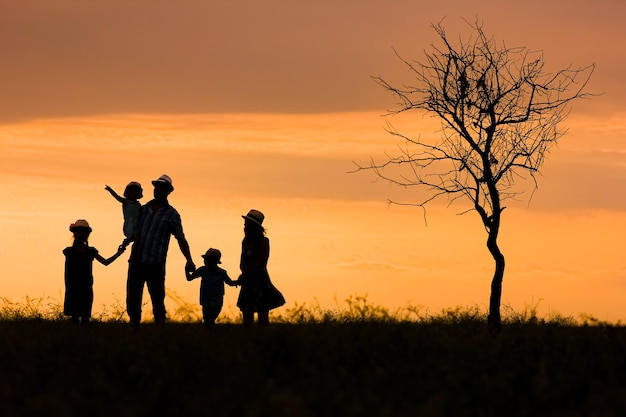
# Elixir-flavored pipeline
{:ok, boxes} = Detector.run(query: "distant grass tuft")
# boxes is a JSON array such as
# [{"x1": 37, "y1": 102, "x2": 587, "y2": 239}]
[
  {"x1": 0, "y1": 293, "x2": 608, "y2": 326},
  {"x1": 0, "y1": 296, "x2": 64, "y2": 321}
]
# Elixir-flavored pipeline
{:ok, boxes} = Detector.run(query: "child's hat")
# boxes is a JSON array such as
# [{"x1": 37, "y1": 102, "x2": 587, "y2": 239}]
[
  {"x1": 201, "y1": 248, "x2": 222, "y2": 263},
  {"x1": 242, "y1": 209, "x2": 264, "y2": 226},
  {"x1": 69, "y1": 219, "x2": 92, "y2": 232},
  {"x1": 152, "y1": 174, "x2": 174, "y2": 192}
]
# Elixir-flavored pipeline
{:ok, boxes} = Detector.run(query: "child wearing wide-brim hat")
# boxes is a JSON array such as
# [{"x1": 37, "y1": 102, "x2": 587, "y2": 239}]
[
  {"x1": 186, "y1": 247, "x2": 238, "y2": 328},
  {"x1": 63, "y1": 219, "x2": 126, "y2": 325}
]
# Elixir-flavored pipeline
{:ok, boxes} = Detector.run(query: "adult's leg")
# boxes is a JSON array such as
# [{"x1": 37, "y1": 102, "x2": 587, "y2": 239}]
[
  {"x1": 86, "y1": 288, "x2": 94, "y2": 322},
  {"x1": 242, "y1": 310, "x2": 255, "y2": 326},
  {"x1": 258, "y1": 310, "x2": 270, "y2": 326},
  {"x1": 145, "y1": 263, "x2": 167, "y2": 323},
  {"x1": 126, "y1": 262, "x2": 145, "y2": 327}
]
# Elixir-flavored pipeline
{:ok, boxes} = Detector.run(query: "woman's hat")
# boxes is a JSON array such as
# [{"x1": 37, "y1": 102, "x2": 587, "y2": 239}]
[
  {"x1": 151, "y1": 174, "x2": 174, "y2": 192},
  {"x1": 242, "y1": 209, "x2": 264, "y2": 226},
  {"x1": 201, "y1": 248, "x2": 222, "y2": 263},
  {"x1": 69, "y1": 219, "x2": 92, "y2": 232}
]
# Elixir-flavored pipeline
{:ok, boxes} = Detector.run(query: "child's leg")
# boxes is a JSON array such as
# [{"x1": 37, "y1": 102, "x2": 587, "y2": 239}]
[{"x1": 202, "y1": 304, "x2": 221, "y2": 328}]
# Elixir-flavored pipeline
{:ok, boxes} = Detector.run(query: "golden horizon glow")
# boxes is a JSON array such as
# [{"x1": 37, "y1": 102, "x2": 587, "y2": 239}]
[{"x1": 1, "y1": 111, "x2": 625, "y2": 322}]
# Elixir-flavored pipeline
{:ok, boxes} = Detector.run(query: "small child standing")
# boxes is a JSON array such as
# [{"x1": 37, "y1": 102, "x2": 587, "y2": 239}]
[
  {"x1": 104, "y1": 182, "x2": 143, "y2": 247},
  {"x1": 63, "y1": 219, "x2": 126, "y2": 325},
  {"x1": 186, "y1": 248, "x2": 238, "y2": 328}
]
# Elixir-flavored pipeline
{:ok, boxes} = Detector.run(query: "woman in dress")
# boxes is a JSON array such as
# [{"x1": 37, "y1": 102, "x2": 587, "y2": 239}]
[{"x1": 236, "y1": 209, "x2": 285, "y2": 326}]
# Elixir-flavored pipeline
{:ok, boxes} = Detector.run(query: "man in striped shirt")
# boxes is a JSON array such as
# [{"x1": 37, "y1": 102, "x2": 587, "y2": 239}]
[{"x1": 126, "y1": 174, "x2": 196, "y2": 327}]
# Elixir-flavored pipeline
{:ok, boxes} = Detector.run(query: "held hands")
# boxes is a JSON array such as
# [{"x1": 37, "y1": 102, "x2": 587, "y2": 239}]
[
  {"x1": 185, "y1": 268, "x2": 195, "y2": 281},
  {"x1": 185, "y1": 261, "x2": 196, "y2": 281}
]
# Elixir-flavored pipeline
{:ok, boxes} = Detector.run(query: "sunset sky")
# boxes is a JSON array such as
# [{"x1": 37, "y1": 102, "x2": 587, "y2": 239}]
[{"x1": 1, "y1": 1, "x2": 625, "y2": 322}]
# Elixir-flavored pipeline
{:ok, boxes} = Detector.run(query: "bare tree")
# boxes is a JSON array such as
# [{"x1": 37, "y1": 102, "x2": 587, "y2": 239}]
[{"x1": 356, "y1": 21, "x2": 594, "y2": 332}]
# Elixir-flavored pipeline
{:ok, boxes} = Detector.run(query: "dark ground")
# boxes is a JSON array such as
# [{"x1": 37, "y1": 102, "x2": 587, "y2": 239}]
[{"x1": 1, "y1": 320, "x2": 626, "y2": 417}]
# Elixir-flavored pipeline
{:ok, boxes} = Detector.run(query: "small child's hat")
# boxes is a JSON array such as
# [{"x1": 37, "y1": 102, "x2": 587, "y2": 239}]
[
  {"x1": 201, "y1": 248, "x2": 222, "y2": 264},
  {"x1": 70, "y1": 219, "x2": 92, "y2": 232}
]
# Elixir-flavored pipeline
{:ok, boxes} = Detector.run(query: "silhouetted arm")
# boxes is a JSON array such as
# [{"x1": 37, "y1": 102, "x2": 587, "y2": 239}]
[
  {"x1": 95, "y1": 244, "x2": 126, "y2": 266},
  {"x1": 176, "y1": 235, "x2": 196, "y2": 273},
  {"x1": 186, "y1": 267, "x2": 201, "y2": 281},
  {"x1": 105, "y1": 185, "x2": 126, "y2": 203},
  {"x1": 224, "y1": 272, "x2": 238, "y2": 287}
]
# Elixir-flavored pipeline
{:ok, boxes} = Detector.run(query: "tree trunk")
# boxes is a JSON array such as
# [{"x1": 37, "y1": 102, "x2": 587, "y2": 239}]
[{"x1": 487, "y1": 237, "x2": 505, "y2": 334}]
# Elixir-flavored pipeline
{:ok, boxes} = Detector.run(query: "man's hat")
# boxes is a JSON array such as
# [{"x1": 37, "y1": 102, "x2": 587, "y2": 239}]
[{"x1": 152, "y1": 174, "x2": 174, "y2": 192}]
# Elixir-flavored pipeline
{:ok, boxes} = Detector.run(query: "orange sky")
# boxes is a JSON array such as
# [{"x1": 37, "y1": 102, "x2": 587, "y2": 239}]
[{"x1": 1, "y1": 1, "x2": 625, "y2": 322}]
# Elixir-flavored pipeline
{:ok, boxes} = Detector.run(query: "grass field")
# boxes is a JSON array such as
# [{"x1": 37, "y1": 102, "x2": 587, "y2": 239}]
[{"x1": 1, "y1": 297, "x2": 626, "y2": 417}]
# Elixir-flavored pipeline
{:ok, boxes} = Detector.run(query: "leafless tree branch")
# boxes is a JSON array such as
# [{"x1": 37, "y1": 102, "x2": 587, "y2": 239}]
[{"x1": 353, "y1": 19, "x2": 595, "y2": 332}]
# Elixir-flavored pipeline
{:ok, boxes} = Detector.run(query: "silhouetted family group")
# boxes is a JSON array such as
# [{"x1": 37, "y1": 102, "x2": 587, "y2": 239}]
[{"x1": 63, "y1": 174, "x2": 285, "y2": 328}]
